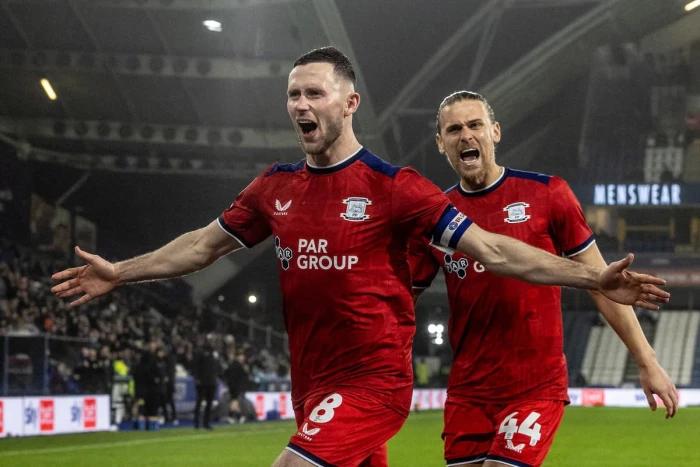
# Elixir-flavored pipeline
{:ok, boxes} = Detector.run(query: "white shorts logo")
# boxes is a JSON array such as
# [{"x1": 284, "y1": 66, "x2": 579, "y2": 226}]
[
  {"x1": 301, "y1": 422, "x2": 320, "y2": 436},
  {"x1": 341, "y1": 197, "x2": 372, "y2": 221}
]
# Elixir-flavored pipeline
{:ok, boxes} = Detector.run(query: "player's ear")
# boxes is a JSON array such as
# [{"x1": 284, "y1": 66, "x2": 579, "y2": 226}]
[
  {"x1": 345, "y1": 91, "x2": 360, "y2": 116},
  {"x1": 435, "y1": 133, "x2": 445, "y2": 155},
  {"x1": 492, "y1": 121, "x2": 502, "y2": 144}
]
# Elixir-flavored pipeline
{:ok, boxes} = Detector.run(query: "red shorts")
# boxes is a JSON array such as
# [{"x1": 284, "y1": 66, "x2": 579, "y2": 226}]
[
  {"x1": 443, "y1": 398, "x2": 565, "y2": 467},
  {"x1": 287, "y1": 387, "x2": 410, "y2": 466}
]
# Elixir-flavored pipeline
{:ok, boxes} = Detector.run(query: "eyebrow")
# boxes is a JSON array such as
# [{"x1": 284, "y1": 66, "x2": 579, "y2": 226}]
[{"x1": 447, "y1": 118, "x2": 483, "y2": 127}]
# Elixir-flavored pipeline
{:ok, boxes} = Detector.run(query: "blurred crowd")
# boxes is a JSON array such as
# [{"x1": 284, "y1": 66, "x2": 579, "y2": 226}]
[{"x1": 0, "y1": 238, "x2": 290, "y2": 424}]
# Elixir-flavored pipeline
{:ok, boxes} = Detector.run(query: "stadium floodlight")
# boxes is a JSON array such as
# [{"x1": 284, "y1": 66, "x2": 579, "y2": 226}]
[
  {"x1": 203, "y1": 19, "x2": 223, "y2": 32},
  {"x1": 428, "y1": 322, "x2": 445, "y2": 344},
  {"x1": 685, "y1": 1, "x2": 700, "y2": 12},
  {"x1": 247, "y1": 294, "x2": 258, "y2": 304},
  {"x1": 40, "y1": 78, "x2": 57, "y2": 101}
]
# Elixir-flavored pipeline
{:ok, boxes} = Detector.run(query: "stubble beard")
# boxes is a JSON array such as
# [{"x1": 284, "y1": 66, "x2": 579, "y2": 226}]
[
  {"x1": 458, "y1": 148, "x2": 496, "y2": 190},
  {"x1": 301, "y1": 117, "x2": 343, "y2": 156},
  {"x1": 460, "y1": 166, "x2": 488, "y2": 190}
]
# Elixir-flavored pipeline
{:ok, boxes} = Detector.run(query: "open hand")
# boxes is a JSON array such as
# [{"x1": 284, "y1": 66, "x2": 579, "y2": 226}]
[
  {"x1": 639, "y1": 360, "x2": 679, "y2": 418},
  {"x1": 599, "y1": 254, "x2": 670, "y2": 310},
  {"x1": 51, "y1": 246, "x2": 119, "y2": 307}
]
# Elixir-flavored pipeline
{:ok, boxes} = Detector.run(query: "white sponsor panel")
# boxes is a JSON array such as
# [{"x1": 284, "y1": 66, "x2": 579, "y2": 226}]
[
  {"x1": 567, "y1": 388, "x2": 582, "y2": 406},
  {"x1": 603, "y1": 388, "x2": 655, "y2": 408},
  {"x1": 242, "y1": 387, "x2": 700, "y2": 422},
  {"x1": 0, "y1": 395, "x2": 109, "y2": 437},
  {"x1": 0, "y1": 397, "x2": 23, "y2": 438},
  {"x1": 431, "y1": 389, "x2": 447, "y2": 408},
  {"x1": 680, "y1": 389, "x2": 700, "y2": 406},
  {"x1": 245, "y1": 391, "x2": 295, "y2": 421},
  {"x1": 570, "y1": 388, "x2": 700, "y2": 408}
]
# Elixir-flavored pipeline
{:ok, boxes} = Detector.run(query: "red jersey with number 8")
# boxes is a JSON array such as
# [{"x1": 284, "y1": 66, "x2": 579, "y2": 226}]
[{"x1": 219, "y1": 147, "x2": 472, "y2": 412}]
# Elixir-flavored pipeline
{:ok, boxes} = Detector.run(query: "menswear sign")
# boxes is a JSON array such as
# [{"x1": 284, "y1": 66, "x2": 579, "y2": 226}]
[{"x1": 593, "y1": 183, "x2": 681, "y2": 206}]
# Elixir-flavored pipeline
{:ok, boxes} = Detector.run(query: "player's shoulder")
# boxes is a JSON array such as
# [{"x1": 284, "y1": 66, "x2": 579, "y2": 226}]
[
  {"x1": 506, "y1": 167, "x2": 554, "y2": 185},
  {"x1": 506, "y1": 168, "x2": 574, "y2": 191},
  {"x1": 264, "y1": 159, "x2": 306, "y2": 177},
  {"x1": 356, "y1": 148, "x2": 401, "y2": 178}
]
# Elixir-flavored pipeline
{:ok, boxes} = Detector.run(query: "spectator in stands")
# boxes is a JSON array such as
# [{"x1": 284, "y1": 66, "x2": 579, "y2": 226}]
[
  {"x1": 133, "y1": 342, "x2": 163, "y2": 430},
  {"x1": 224, "y1": 352, "x2": 249, "y2": 424},
  {"x1": 96, "y1": 344, "x2": 113, "y2": 394},
  {"x1": 158, "y1": 345, "x2": 178, "y2": 425},
  {"x1": 0, "y1": 261, "x2": 10, "y2": 314},
  {"x1": 192, "y1": 334, "x2": 221, "y2": 430},
  {"x1": 1, "y1": 237, "x2": 289, "y2": 409},
  {"x1": 414, "y1": 357, "x2": 429, "y2": 387}
]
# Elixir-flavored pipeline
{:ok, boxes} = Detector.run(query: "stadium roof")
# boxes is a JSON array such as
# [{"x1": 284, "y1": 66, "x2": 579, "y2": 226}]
[{"x1": 0, "y1": 0, "x2": 690, "y2": 266}]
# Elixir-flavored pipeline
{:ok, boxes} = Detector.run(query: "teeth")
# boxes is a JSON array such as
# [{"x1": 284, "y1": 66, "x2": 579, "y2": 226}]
[
  {"x1": 298, "y1": 120, "x2": 318, "y2": 134},
  {"x1": 460, "y1": 148, "x2": 479, "y2": 163}
]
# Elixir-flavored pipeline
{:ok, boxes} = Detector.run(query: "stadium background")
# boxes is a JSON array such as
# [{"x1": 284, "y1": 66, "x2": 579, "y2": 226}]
[{"x1": 0, "y1": 0, "x2": 699, "y2": 465}]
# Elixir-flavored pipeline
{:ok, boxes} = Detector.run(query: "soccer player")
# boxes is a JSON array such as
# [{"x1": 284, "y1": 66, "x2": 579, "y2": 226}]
[
  {"x1": 51, "y1": 49, "x2": 669, "y2": 467},
  {"x1": 409, "y1": 91, "x2": 679, "y2": 467}
]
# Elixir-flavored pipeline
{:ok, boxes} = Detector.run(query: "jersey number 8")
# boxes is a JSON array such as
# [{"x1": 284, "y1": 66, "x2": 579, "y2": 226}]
[{"x1": 309, "y1": 393, "x2": 343, "y2": 424}]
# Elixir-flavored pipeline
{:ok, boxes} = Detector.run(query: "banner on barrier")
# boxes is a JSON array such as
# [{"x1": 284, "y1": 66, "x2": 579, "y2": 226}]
[
  {"x1": 0, "y1": 395, "x2": 110, "y2": 437},
  {"x1": 242, "y1": 388, "x2": 700, "y2": 421}
]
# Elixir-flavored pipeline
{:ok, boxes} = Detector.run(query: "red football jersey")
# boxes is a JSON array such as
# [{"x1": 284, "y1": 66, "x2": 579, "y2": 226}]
[
  {"x1": 219, "y1": 147, "x2": 471, "y2": 412},
  {"x1": 410, "y1": 168, "x2": 594, "y2": 403}
]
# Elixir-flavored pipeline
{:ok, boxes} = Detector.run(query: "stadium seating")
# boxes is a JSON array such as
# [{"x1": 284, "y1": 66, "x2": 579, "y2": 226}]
[
  {"x1": 621, "y1": 313, "x2": 658, "y2": 384},
  {"x1": 581, "y1": 317, "x2": 629, "y2": 386},
  {"x1": 692, "y1": 317, "x2": 700, "y2": 387},
  {"x1": 654, "y1": 311, "x2": 700, "y2": 386},
  {"x1": 563, "y1": 311, "x2": 597, "y2": 383}
]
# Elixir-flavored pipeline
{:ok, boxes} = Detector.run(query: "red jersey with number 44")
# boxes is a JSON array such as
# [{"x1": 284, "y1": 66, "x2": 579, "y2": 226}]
[
  {"x1": 410, "y1": 168, "x2": 594, "y2": 403},
  {"x1": 219, "y1": 148, "x2": 472, "y2": 412}
]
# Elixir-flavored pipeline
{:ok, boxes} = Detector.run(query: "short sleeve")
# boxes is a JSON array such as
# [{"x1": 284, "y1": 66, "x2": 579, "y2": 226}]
[
  {"x1": 549, "y1": 177, "x2": 595, "y2": 257},
  {"x1": 391, "y1": 168, "x2": 473, "y2": 250},
  {"x1": 217, "y1": 174, "x2": 272, "y2": 248},
  {"x1": 408, "y1": 236, "x2": 441, "y2": 291}
]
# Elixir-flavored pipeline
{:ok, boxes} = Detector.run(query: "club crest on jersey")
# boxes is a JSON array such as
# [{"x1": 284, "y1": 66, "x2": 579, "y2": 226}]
[
  {"x1": 503, "y1": 202, "x2": 530, "y2": 224},
  {"x1": 340, "y1": 197, "x2": 372, "y2": 222},
  {"x1": 274, "y1": 199, "x2": 292, "y2": 216}
]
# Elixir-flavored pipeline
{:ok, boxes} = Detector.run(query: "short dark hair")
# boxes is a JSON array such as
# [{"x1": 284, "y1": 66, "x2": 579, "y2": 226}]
[
  {"x1": 435, "y1": 91, "x2": 496, "y2": 134},
  {"x1": 293, "y1": 46, "x2": 357, "y2": 86}
]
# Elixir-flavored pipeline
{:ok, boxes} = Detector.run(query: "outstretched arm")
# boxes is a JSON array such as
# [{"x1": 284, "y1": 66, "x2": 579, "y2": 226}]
[
  {"x1": 51, "y1": 220, "x2": 243, "y2": 307},
  {"x1": 573, "y1": 244, "x2": 678, "y2": 418},
  {"x1": 455, "y1": 224, "x2": 669, "y2": 309}
]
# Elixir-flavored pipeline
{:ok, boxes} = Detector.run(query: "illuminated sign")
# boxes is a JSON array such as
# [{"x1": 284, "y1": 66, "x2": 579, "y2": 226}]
[{"x1": 593, "y1": 184, "x2": 681, "y2": 206}]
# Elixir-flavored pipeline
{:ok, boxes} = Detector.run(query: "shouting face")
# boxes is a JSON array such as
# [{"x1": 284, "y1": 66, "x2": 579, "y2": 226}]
[
  {"x1": 436, "y1": 99, "x2": 502, "y2": 190},
  {"x1": 287, "y1": 62, "x2": 357, "y2": 158}
]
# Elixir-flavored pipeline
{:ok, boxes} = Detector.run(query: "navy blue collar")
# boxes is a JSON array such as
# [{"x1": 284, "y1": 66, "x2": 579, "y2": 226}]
[
  {"x1": 306, "y1": 147, "x2": 366, "y2": 174},
  {"x1": 455, "y1": 167, "x2": 509, "y2": 197}
]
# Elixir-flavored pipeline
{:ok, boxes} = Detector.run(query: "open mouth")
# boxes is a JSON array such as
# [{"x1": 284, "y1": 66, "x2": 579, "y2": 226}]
[
  {"x1": 460, "y1": 148, "x2": 480, "y2": 163},
  {"x1": 298, "y1": 120, "x2": 318, "y2": 135}
]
